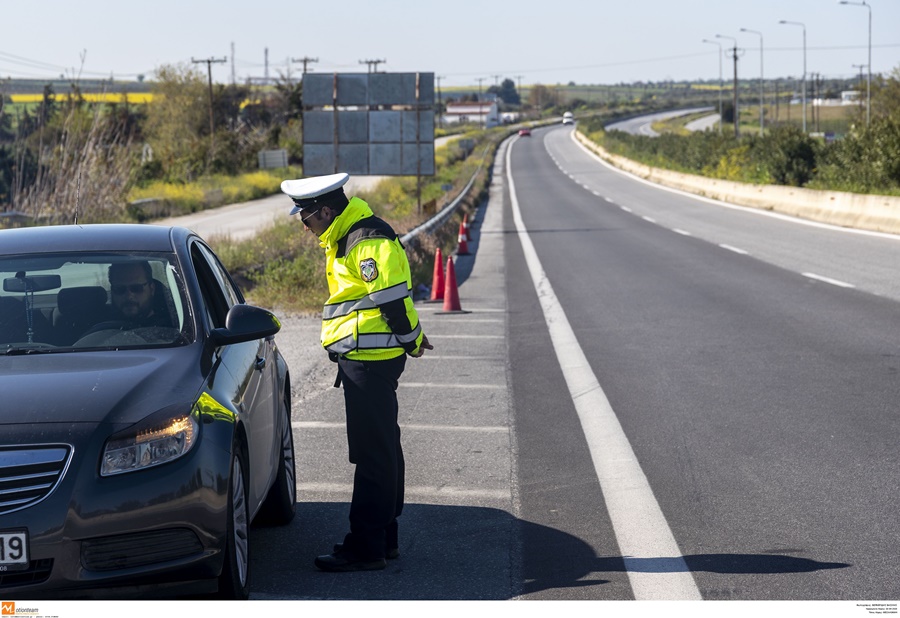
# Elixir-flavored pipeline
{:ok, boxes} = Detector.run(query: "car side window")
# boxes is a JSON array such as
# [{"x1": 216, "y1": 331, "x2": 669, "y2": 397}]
[
  {"x1": 196, "y1": 244, "x2": 243, "y2": 308},
  {"x1": 190, "y1": 244, "x2": 229, "y2": 330}
]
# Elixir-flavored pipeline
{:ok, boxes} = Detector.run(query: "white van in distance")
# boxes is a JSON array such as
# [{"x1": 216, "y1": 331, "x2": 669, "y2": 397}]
[{"x1": 562, "y1": 112, "x2": 574, "y2": 125}]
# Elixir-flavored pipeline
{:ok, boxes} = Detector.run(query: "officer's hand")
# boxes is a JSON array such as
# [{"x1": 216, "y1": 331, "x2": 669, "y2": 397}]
[{"x1": 409, "y1": 334, "x2": 433, "y2": 358}]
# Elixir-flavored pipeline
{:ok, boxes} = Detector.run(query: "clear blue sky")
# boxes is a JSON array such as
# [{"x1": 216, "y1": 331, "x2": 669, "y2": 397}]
[{"x1": 1, "y1": 0, "x2": 898, "y2": 87}]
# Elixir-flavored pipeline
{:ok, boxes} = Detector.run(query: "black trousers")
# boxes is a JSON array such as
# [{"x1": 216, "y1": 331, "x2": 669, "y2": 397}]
[{"x1": 336, "y1": 354, "x2": 406, "y2": 560}]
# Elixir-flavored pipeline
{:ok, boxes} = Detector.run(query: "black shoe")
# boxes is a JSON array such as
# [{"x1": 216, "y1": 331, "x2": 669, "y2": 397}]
[
  {"x1": 333, "y1": 542, "x2": 400, "y2": 560},
  {"x1": 314, "y1": 550, "x2": 386, "y2": 572}
]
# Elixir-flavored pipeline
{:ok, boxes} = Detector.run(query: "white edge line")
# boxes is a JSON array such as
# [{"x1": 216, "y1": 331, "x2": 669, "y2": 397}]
[
  {"x1": 508, "y1": 138, "x2": 702, "y2": 600},
  {"x1": 802, "y1": 272, "x2": 856, "y2": 288},
  {"x1": 672, "y1": 228, "x2": 692, "y2": 236},
  {"x1": 719, "y1": 243, "x2": 749, "y2": 255}
]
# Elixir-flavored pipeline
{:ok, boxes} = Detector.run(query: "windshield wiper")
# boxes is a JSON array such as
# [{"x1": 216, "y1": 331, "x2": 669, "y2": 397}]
[{"x1": 2, "y1": 346, "x2": 62, "y2": 355}]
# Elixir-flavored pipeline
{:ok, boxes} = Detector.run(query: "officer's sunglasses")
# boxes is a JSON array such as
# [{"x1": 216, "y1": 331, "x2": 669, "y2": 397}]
[{"x1": 300, "y1": 207, "x2": 322, "y2": 225}]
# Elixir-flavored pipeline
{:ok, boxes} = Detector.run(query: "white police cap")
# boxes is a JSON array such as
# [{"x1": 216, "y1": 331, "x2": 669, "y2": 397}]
[{"x1": 281, "y1": 173, "x2": 350, "y2": 216}]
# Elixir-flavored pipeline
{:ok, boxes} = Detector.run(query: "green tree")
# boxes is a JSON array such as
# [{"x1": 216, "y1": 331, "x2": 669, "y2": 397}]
[
  {"x1": 143, "y1": 63, "x2": 209, "y2": 181},
  {"x1": 754, "y1": 126, "x2": 819, "y2": 186},
  {"x1": 528, "y1": 84, "x2": 559, "y2": 112},
  {"x1": 38, "y1": 83, "x2": 56, "y2": 126},
  {"x1": 0, "y1": 94, "x2": 14, "y2": 142},
  {"x1": 870, "y1": 66, "x2": 900, "y2": 121},
  {"x1": 273, "y1": 76, "x2": 303, "y2": 121},
  {"x1": 487, "y1": 78, "x2": 520, "y2": 105}
]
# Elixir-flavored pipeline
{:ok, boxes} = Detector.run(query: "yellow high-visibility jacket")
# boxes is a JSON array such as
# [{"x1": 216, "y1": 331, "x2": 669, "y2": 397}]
[{"x1": 319, "y1": 197, "x2": 424, "y2": 360}]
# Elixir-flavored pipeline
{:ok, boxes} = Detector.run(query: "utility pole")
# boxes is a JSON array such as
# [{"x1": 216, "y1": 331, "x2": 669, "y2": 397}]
[
  {"x1": 264, "y1": 47, "x2": 269, "y2": 84},
  {"x1": 840, "y1": 1, "x2": 871, "y2": 126},
  {"x1": 740, "y1": 28, "x2": 764, "y2": 136},
  {"x1": 774, "y1": 78, "x2": 780, "y2": 123},
  {"x1": 230, "y1": 42, "x2": 236, "y2": 85},
  {"x1": 359, "y1": 59, "x2": 386, "y2": 73},
  {"x1": 436, "y1": 75, "x2": 445, "y2": 129},
  {"x1": 702, "y1": 39, "x2": 724, "y2": 135},
  {"x1": 476, "y1": 77, "x2": 486, "y2": 126},
  {"x1": 779, "y1": 20, "x2": 807, "y2": 133},
  {"x1": 716, "y1": 34, "x2": 741, "y2": 138},
  {"x1": 852, "y1": 63, "x2": 866, "y2": 112},
  {"x1": 292, "y1": 56, "x2": 319, "y2": 74},
  {"x1": 191, "y1": 56, "x2": 227, "y2": 156}
]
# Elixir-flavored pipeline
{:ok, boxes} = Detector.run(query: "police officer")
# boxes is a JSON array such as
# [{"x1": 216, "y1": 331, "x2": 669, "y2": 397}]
[{"x1": 282, "y1": 173, "x2": 433, "y2": 572}]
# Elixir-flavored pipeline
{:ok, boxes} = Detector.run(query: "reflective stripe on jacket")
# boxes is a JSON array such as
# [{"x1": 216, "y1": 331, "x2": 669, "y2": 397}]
[{"x1": 319, "y1": 197, "x2": 423, "y2": 361}]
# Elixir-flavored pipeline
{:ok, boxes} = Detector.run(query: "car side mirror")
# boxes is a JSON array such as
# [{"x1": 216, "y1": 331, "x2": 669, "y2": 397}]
[{"x1": 209, "y1": 304, "x2": 281, "y2": 346}]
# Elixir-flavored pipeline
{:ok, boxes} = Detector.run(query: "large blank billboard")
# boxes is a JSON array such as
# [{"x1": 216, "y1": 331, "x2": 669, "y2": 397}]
[{"x1": 302, "y1": 72, "x2": 435, "y2": 176}]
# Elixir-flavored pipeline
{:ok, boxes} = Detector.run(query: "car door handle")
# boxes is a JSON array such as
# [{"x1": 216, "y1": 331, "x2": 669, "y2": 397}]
[{"x1": 255, "y1": 356, "x2": 267, "y2": 371}]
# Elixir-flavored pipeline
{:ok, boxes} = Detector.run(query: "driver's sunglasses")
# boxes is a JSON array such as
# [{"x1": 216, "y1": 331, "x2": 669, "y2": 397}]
[{"x1": 111, "y1": 281, "x2": 150, "y2": 295}]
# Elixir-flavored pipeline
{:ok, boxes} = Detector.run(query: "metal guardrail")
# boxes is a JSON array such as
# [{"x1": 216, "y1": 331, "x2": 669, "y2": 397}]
[{"x1": 400, "y1": 145, "x2": 490, "y2": 245}]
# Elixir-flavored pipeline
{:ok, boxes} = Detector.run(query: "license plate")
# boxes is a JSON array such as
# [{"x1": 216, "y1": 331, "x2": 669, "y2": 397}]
[{"x1": 0, "y1": 530, "x2": 29, "y2": 572}]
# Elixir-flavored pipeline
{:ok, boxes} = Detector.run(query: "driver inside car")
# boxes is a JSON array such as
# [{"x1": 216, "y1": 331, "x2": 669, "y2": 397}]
[{"x1": 108, "y1": 261, "x2": 171, "y2": 328}]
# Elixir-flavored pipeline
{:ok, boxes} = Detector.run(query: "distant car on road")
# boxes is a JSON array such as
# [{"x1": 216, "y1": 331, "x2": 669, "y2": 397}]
[
  {"x1": 0, "y1": 224, "x2": 294, "y2": 599},
  {"x1": 518, "y1": 127, "x2": 532, "y2": 136},
  {"x1": 562, "y1": 112, "x2": 575, "y2": 125}
]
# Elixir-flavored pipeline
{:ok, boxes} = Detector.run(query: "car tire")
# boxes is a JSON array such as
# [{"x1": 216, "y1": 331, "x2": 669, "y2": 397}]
[
  {"x1": 257, "y1": 393, "x2": 296, "y2": 525},
  {"x1": 216, "y1": 442, "x2": 251, "y2": 600}
]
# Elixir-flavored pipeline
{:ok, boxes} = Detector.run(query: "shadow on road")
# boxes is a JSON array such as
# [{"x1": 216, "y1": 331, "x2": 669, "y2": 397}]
[{"x1": 249, "y1": 502, "x2": 849, "y2": 600}]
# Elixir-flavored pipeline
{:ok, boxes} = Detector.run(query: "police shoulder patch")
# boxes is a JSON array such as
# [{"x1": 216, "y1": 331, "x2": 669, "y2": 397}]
[{"x1": 359, "y1": 257, "x2": 379, "y2": 282}]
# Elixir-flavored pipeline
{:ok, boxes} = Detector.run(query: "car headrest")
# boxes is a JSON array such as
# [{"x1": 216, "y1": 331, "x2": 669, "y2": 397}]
[{"x1": 57, "y1": 286, "x2": 108, "y2": 316}]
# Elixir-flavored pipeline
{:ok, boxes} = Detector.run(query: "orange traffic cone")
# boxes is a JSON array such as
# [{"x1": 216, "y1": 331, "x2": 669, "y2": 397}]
[
  {"x1": 462, "y1": 213, "x2": 470, "y2": 238},
  {"x1": 456, "y1": 221, "x2": 470, "y2": 255},
  {"x1": 426, "y1": 248, "x2": 444, "y2": 303},
  {"x1": 441, "y1": 256, "x2": 468, "y2": 313}
]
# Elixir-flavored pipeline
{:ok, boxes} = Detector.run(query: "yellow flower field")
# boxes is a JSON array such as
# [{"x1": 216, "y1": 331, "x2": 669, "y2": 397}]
[{"x1": 10, "y1": 92, "x2": 154, "y2": 104}]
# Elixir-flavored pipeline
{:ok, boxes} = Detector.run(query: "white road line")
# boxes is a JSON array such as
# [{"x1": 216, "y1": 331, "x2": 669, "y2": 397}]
[
  {"x1": 672, "y1": 228, "x2": 692, "y2": 236},
  {"x1": 719, "y1": 243, "x2": 749, "y2": 255},
  {"x1": 427, "y1": 334, "x2": 504, "y2": 339},
  {"x1": 294, "y1": 421, "x2": 507, "y2": 433},
  {"x1": 417, "y1": 306, "x2": 507, "y2": 313},
  {"x1": 605, "y1": 197, "x2": 615, "y2": 203},
  {"x1": 414, "y1": 355, "x2": 505, "y2": 361},
  {"x1": 642, "y1": 215, "x2": 657, "y2": 223},
  {"x1": 418, "y1": 318, "x2": 503, "y2": 324},
  {"x1": 298, "y1": 482, "x2": 509, "y2": 501},
  {"x1": 400, "y1": 382, "x2": 504, "y2": 389},
  {"x1": 507, "y1": 142, "x2": 702, "y2": 601},
  {"x1": 620, "y1": 206, "x2": 633, "y2": 213},
  {"x1": 802, "y1": 272, "x2": 856, "y2": 288}
]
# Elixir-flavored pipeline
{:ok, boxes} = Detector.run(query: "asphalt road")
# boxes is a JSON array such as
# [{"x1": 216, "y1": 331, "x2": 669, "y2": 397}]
[
  {"x1": 226, "y1": 124, "x2": 899, "y2": 604},
  {"x1": 505, "y1": 125, "x2": 900, "y2": 601},
  {"x1": 604, "y1": 107, "x2": 714, "y2": 136}
]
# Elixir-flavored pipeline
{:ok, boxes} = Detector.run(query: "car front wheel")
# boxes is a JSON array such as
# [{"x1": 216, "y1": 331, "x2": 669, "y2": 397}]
[
  {"x1": 258, "y1": 393, "x2": 296, "y2": 525},
  {"x1": 216, "y1": 443, "x2": 251, "y2": 599}
]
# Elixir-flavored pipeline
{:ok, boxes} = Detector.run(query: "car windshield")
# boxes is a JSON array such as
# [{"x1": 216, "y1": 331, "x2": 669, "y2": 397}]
[{"x1": 0, "y1": 252, "x2": 192, "y2": 354}]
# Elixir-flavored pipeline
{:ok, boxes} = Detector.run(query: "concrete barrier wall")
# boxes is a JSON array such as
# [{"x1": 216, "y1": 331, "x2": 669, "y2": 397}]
[{"x1": 575, "y1": 131, "x2": 900, "y2": 235}]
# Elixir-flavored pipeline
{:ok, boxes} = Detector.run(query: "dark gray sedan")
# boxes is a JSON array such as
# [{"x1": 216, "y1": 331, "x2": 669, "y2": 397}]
[{"x1": 0, "y1": 224, "x2": 295, "y2": 599}]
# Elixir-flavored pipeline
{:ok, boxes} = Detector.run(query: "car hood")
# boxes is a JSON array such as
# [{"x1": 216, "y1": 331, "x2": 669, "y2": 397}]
[{"x1": 0, "y1": 346, "x2": 204, "y2": 426}]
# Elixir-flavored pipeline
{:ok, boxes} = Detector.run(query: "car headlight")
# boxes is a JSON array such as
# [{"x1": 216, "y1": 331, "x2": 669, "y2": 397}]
[{"x1": 101, "y1": 413, "x2": 199, "y2": 476}]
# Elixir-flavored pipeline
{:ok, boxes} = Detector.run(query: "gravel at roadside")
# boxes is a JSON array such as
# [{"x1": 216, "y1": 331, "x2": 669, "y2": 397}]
[{"x1": 270, "y1": 312, "x2": 335, "y2": 410}]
